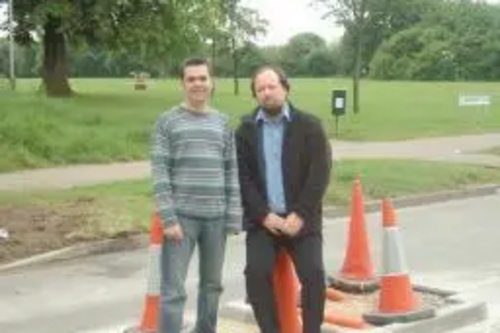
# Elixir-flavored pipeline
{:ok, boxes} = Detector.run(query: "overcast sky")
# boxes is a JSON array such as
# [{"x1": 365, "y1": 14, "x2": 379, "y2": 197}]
[
  {"x1": 244, "y1": 0, "x2": 500, "y2": 46},
  {"x1": 241, "y1": 0, "x2": 343, "y2": 45},
  {"x1": 2, "y1": 0, "x2": 500, "y2": 46}
]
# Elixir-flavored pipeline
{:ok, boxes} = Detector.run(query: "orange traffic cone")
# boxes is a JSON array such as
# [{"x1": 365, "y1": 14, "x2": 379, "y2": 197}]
[
  {"x1": 329, "y1": 177, "x2": 378, "y2": 293},
  {"x1": 323, "y1": 309, "x2": 367, "y2": 329},
  {"x1": 273, "y1": 250, "x2": 302, "y2": 333},
  {"x1": 363, "y1": 199, "x2": 435, "y2": 325},
  {"x1": 325, "y1": 287, "x2": 346, "y2": 302},
  {"x1": 124, "y1": 213, "x2": 163, "y2": 333}
]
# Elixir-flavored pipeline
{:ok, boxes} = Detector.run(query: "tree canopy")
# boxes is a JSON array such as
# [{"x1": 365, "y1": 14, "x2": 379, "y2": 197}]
[
  {"x1": 1, "y1": 0, "x2": 264, "y2": 96},
  {"x1": 1, "y1": 0, "x2": 499, "y2": 96}
]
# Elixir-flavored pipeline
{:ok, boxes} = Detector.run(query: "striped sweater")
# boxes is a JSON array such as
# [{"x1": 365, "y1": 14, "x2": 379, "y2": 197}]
[{"x1": 150, "y1": 105, "x2": 242, "y2": 232}]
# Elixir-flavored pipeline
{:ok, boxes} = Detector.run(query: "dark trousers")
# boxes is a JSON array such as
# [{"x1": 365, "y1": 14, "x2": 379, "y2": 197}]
[{"x1": 245, "y1": 228, "x2": 325, "y2": 333}]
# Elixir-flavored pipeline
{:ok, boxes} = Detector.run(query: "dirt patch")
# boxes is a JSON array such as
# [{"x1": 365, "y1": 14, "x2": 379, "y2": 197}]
[
  {"x1": 0, "y1": 198, "x2": 103, "y2": 264},
  {"x1": 325, "y1": 289, "x2": 447, "y2": 315}
]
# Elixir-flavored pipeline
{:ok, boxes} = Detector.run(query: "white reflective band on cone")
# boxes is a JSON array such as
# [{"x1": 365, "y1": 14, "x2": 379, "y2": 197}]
[
  {"x1": 382, "y1": 227, "x2": 409, "y2": 275},
  {"x1": 146, "y1": 244, "x2": 162, "y2": 295}
]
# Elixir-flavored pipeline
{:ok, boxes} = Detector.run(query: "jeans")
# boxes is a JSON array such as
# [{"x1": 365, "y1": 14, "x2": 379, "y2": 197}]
[{"x1": 158, "y1": 216, "x2": 227, "y2": 333}]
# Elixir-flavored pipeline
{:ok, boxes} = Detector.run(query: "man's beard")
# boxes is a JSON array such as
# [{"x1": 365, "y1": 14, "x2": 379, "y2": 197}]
[{"x1": 262, "y1": 105, "x2": 282, "y2": 116}]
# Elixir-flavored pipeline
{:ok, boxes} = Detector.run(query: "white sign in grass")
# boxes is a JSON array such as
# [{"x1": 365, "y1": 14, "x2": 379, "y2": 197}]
[{"x1": 458, "y1": 94, "x2": 491, "y2": 107}]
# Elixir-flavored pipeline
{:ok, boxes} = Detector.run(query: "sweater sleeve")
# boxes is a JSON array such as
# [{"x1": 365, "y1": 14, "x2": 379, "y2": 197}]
[
  {"x1": 150, "y1": 116, "x2": 178, "y2": 227},
  {"x1": 223, "y1": 122, "x2": 243, "y2": 233}
]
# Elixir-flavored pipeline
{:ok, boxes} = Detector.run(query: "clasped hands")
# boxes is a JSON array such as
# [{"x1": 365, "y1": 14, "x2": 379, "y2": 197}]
[
  {"x1": 163, "y1": 212, "x2": 303, "y2": 241},
  {"x1": 263, "y1": 212, "x2": 303, "y2": 237}
]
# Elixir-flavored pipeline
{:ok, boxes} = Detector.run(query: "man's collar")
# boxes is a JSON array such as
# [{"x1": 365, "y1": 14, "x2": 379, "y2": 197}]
[{"x1": 255, "y1": 103, "x2": 291, "y2": 122}]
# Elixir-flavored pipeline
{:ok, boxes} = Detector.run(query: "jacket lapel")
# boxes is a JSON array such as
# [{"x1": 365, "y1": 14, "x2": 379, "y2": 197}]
[
  {"x1": 245, "y1": 110, "x2": 267, "y2": 189},
  {"x1": 281, "y1": 105, "x2": 298, "y2": 205}
]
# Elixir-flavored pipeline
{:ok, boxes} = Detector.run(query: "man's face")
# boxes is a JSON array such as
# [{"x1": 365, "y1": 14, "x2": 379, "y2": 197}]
[
  {"x1": 254, "y1": 69, "x2": 287, "y2": 113},
  {"x1": 182, "y1": 64, "x2": 212, "y2": 106}
]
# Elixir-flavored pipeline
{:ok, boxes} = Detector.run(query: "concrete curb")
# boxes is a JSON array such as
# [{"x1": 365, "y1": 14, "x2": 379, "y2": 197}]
[
  {"x1": 413, "y1": 284, "x2": 456, "y2": 298},
  {"x1": 220, "y1": 296, "x2": 488, "y2": 333},
  {"x1": 388, "y1": 301, "x2": 487, "y2": 333},
  {"x1": 0, "y1": 234, "x2": 148, "y2": 272},
  {"x1": 1, "y1": 184, "x2": 498, "y2": 273},
  {"x1": 218, "y1": 301, "x2": 349, "y2": 333},
  {"x1": 363, "y1": 308, "x2": 436, "y2": 327},
  {"x1": 323, "y1": 184, "x2": 499, "y2": 219}
]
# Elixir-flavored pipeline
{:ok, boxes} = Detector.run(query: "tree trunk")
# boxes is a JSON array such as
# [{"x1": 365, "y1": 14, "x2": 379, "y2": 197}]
[
  {"x1": 233, "y1": 59, "x2": 239, "y2": 96},
  {"x1": 42, "y1": 15, "x2": 72, "y2": 97},
  {"x1": 211, "y1": 38, "x2": 217, "y2": 69},
  {"x1": 352, "y1": 27, "x2": 363, "y2": 114},
  {"x1": 232, "y1": 37, "x2": 239, "y2": 96}
]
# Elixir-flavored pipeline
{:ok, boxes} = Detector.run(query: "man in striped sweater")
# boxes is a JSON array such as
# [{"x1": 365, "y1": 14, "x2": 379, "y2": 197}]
[{"x1": 150, "y1": 57, "x2": 242, "y2": 333}]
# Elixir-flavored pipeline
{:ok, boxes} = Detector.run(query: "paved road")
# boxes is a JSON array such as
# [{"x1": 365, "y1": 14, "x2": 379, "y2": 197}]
[
  {"x1": 0, "y1": 134, "x2": 499, "y2": 191},
  {"x1": 1, "y1": 193, "x2": 500, "y2": 332}
]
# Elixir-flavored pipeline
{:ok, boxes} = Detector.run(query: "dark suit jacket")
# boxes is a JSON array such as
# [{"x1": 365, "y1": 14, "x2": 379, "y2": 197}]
[{"x1": 235, "y1": 104, "x2": 332, "y2": 236}]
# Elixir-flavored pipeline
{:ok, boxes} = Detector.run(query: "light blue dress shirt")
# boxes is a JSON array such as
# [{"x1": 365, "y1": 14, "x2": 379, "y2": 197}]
[{"x1": 256, "y1": 104, "x2": 291, "y2": 214}]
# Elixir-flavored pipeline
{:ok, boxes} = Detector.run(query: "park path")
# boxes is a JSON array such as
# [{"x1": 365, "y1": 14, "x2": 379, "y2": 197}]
[
  {"x1": 330, "y1": 133, "x2": 500, "y2": 166},
  {"x1": 0, "y1": 133, "x2": 499, "y2": 192}
]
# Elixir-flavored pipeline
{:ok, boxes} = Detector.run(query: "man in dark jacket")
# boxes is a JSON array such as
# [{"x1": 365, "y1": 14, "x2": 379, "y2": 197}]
[{"x1": 236, "y1": 65, "x2": 332, "y2": 333}]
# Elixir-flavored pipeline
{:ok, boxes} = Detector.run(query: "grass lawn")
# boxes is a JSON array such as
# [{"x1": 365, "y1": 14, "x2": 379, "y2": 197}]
[
  {"x1": 0, "y1": 160, "x2": 500, "y2": 254},
  {"x1": 1, "y1": 78, "x2": 499, "y2": 172}
]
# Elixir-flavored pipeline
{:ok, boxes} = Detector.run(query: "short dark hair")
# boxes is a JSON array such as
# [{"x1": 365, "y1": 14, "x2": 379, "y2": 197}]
[
  {"x1": 250, "y1": 65, "x2": 290, "y2": 97},
  {"x1": 179, "y1": 57, "x2": 212, "y2": 79}
]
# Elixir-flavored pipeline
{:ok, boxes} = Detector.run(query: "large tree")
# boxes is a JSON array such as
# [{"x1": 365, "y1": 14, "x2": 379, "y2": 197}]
[
  {"x1": 314, "y1": 0, "x2": 369, "y2": 114},
  {"x1": 313, "y1": 0, "x2": 437, "y2": 111},
  {"x1": 370, "y1": 0, "x2": 500, "y2": 81},
  {"x1": 225, "y1": 0, "x2": 267, "y2": 95},
  {"x1": 1, "y1": 0, "x2": 224, "y2": 97},
  {"x1": 281, "y1": 32, "x2": 327, "y2": 76},
  {"x1": 0, "y1": 39, "x2": 8, "y2": 77}
]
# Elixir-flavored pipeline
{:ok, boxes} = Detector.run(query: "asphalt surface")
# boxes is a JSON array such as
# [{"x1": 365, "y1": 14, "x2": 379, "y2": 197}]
[{"x1": 1, "y1": 193, "x2": 500, "y2": 332}]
